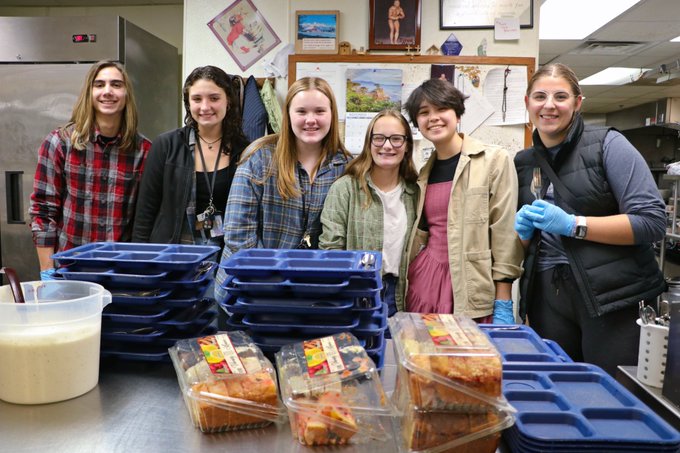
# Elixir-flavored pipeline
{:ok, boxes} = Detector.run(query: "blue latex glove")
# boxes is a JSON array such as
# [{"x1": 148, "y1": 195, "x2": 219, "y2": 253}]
[
  {"x1": 493, "y1": 299, "x2": 515, "y2": 324},
  {"x1": 40, "y1": 268, "x2": 57, "y2": 281},
  {"x1": 515, "y1": 205, "x2": 537, "y2": 240},
  {"x1": 529, "y1": 199, "x2": 576, "y2": 237}
]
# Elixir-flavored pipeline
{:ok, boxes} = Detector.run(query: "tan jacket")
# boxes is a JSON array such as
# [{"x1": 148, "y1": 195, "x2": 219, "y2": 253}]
[{"x1": 406, "y1": 134, "x2": 524, "y2": 318}]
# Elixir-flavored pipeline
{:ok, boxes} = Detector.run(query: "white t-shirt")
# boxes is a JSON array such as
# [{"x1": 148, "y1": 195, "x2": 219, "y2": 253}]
[{"x1": 375, "y1": 183, "x2": 407, "y2": 276}]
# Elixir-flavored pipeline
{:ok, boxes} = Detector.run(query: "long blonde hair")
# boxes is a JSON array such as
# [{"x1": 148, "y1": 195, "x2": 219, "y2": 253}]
[
  {"x1": 241, "y1": 77, "x2": 349, "y2": 199},
  {"x1": 344, "y1": 109, "x2": 417, "y2": 208},
  {"x1": 62, "y1": 60, "x2": 140, "y2": 152}
]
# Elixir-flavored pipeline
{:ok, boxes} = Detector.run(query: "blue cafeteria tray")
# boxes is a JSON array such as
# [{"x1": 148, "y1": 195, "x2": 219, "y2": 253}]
[
  {"x1": 52, "y1": 242, "x2": 220, "y2": 271},
  {"x1": 101, "y1": 325, "x2": 218, "y2": 346},
  {"x1": 480, "y1": 324, "x2": 573, "y2": 363},
  {"x1": 101, "y1": 326, "x2": 167, "y2": 343},
  {"x1": 249, "y1": 331, "x2": 367, "y2": 352},
  {"x1": 502, "y1": 362, "x2": 680, "y2": 450},
  {"x1": 225, "y1": 274, "x2": 383, "y2": 298},
  {"x1": 227, "y1": 296, "x2": 355, "y2": 315},
  {"x1": 102, "y1": 298, "x2": 214, "y2": 325},
  {"x1": 102, "y1": 305, "x2": 172, "y2": 324},
  {"x1": 219, "y1": 249, "x2": 382, "y2": 279},
  {"x1": 110, "y1": 288, "x2": 173, "y2": 306},
  {"x1": 56, "y1": 266, "x2": 169, "y2": 286},
  {"x1": 155, "y1": 309, "x2": 217, "y2": 332},
  {"x1": 155, "y1": 326, "x2": 218, "y2": 348},
  {"x1": 163, "y1": 261, "x2": 217, "y2": 288},
  {"x1": 354, "y1": 302, "x2": 388, "y2": 335},
  {"x1": 235, "y1": 311, "x2": 360, "y2": 335},
  {"x1": 100, "y1": 344, "x2": 171, "y2": 362}
]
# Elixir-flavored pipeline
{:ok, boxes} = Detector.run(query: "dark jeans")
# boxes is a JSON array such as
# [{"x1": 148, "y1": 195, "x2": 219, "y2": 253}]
[
  {"x1": 528, "y1": 264, "x2": 641, "y2": 376},
  {"x1": 382, "y1": 274, "x2": 398, "y2": 340},
  {"x1": 382, "y1": 274, "x2": 398, "y2": 317}
]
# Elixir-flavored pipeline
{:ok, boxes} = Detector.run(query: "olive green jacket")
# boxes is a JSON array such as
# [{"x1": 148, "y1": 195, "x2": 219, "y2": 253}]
[{"x1": 319, "y1": 174, "x2": 418, "y2": 311}]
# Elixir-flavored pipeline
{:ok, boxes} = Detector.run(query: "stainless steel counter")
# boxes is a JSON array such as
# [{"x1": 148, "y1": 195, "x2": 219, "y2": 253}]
[
  {"x1": 616, "y1": 365, "x2": 680, "y2": 431},
  {"x1": 0, "y1": 340, "x2": 514, "y2": 453},
  {"x1": 0, "y1": 358, "x2": 402, "y2": 453}
]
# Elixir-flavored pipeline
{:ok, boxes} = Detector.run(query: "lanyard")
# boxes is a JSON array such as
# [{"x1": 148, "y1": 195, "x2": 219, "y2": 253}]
[{"x1": 195, "y1": 138, "x2": 221, "y2": 213}]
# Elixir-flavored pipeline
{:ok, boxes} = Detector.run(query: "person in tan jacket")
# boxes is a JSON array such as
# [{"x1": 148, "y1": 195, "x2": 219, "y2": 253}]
[{"x1": 403, "y1": 78, "x2": 523, "y2": 322}]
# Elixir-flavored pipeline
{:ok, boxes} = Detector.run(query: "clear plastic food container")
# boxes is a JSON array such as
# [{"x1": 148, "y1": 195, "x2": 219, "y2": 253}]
[
  {"x1": 275, "y1": 332, "x2": 395, "y2": 446},
  {"x1": 169, "y1": 331, "x2": 286, "y2": 433},
  {"x1": 388, "y1": 313, "x2": 516, "y2": 453}
]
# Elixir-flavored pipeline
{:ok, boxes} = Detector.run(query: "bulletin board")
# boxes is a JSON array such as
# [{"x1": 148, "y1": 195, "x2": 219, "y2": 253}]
[{"x1": 288, "y1": 54, "x2": 535, "y2": 163}]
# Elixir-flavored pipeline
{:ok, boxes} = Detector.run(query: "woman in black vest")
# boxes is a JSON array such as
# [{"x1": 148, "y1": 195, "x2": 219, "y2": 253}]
[{"x1": 514, "y1": 63, "x2": 666, "y2": 376}]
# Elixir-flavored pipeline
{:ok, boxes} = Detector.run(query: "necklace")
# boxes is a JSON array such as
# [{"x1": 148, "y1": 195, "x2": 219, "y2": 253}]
[{"x1": 198, "y1": 134, "x2": 221, "y2": 150}]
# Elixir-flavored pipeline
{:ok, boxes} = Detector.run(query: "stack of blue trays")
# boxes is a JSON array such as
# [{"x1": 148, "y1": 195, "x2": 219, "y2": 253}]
[
  {"x1": 217, "y1": 249, "x2": 388, "y2": 368},
  {"x1": 480, "y1": 325, "x2": 680, "y2": 451},
  {"x1": 52, "y1": 242, "x2": 220, "y2": 362}
]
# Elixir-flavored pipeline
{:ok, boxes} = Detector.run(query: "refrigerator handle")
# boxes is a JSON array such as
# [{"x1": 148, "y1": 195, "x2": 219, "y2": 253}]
[{"x1": 5, "y1": 171, "x2": 25, "y2": 224}]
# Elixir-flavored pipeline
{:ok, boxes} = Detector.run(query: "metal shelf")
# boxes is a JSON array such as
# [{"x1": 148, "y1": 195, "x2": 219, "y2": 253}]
[{"x1": 659, "y1": 174, "x2": 680, "y2": 275}]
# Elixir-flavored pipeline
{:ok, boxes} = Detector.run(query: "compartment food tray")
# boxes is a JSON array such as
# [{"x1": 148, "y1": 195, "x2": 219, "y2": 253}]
[
  {"x1": 102, "y1": 299, "x2": 215, "y2": 326},
  {"x1": 480, "y1": 324, "x2": 573, "y2": 363},
  {"x1": 502, "y1": 362, "x2": 680, "y2": 449},
  {"x1": 228, "y1": 303, "x2": 387, "y2": 336},
  {"x1": 223, "y1": 274, "x2": 382, "y2": 298},
  {"x1": 219, "y1": 249, "x2": 382, "y2": 279},
  {"x1": 52, "y1": 242, "x2": 220, "y2": 271},
  {"x1": 101, "y1": 325, "x2": 218, "y2": 346},
  {"x1": 219, "y1": 292, "x2": 381, "y2": 315},
  {"x1": 110, "y1": 288, "x2": 173, "y2": 306}
]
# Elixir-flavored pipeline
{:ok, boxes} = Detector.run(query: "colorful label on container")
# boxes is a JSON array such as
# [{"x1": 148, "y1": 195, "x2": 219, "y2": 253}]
[
  {"x1": 303, "y1": 336, "x2": 345, "y2": 377},
  {"x1": 421, "y1": 314, "x2": 472, "y2": 347},
  {"x1": 197, "y1": 334, "x2": 247, "y2": 375}
]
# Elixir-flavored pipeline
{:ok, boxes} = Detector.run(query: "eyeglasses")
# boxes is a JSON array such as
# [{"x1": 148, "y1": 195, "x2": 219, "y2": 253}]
[
  {"x1": 528, "y1": 91, "x2": 579, "y2": 104},
  {"x1": 370, "y1": 134, "x2": 407, "y2": 148}
]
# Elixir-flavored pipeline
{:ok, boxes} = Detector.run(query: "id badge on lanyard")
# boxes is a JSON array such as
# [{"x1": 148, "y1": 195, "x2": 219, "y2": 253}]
[{"x1": 194, "y1": 135, "x2": 225, "y2": 239}]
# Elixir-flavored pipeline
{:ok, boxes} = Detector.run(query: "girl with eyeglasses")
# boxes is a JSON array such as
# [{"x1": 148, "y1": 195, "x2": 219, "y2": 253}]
[
  {"x1": 514, "y1": 63, "x2": 666, "y2": 376},
  {"x1": 403, "y1": 79, "x2": 523, "y2": 321},
  {"x1": 319, "y1": 109, "x2": 418, "y2": 316}
]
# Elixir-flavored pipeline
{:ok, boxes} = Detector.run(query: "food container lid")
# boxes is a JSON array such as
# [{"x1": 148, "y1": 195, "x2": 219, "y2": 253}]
[
  {"x1": 389, "y1": 313, "x2": 516, "y2": 452},
  {"x1": 169, "y1": 331, "x2": 286, "y2": 430},
  {"x1": 275, "y1": 332, "x2": 394, "y2": 444},
  {"x1": 389, "y1": 312, "x2": 513, "y2": 408},
  {"x1": 276, "y1": 332, "x2": 393, "y2": 414}
]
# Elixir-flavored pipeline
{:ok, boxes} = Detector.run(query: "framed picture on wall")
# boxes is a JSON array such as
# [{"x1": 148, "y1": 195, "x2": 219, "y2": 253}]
[
  {"x1": 369, "y1": 0, "x2": 422, "y2": 51},
  {"x1": 439, "y1": 0, "x2": 533, "y2": 29},
  {"x1": 295, "y1": 10, "x2": 340, "y2": 54},
  {"x1": 208, "y1": 0, "x2": 281, "y2": 71}
]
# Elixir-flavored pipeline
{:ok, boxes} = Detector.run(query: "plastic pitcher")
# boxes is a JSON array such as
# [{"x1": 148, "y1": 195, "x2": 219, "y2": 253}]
[{"x1": 0, "y1": 280, "x2": 111, "y2": 404}]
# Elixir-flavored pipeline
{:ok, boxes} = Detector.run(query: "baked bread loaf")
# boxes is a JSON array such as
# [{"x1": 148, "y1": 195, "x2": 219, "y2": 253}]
[
  {"x1": 403, "y1": 410, "x2": 500, "y2": 452},
  {"x1": 188, "y1": 369, "x2": 279, "y2": 432},
  {"x1": 389, "y1": 313, "x2": 508, "y2": 452},
  {"x1": 170, "y1": 332, "x2": 283, "y2": 433}
]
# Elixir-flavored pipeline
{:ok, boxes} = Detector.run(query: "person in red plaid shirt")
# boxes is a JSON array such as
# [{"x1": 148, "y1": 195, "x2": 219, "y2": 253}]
[{"x1": 29, "y1": 60, "x2": 151, "y2": 280}]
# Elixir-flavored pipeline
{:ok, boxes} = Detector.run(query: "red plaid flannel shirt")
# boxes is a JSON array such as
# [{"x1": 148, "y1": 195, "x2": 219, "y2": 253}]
[{"x1": 29, "y1": 126, "x2": 151, "y2": 252}]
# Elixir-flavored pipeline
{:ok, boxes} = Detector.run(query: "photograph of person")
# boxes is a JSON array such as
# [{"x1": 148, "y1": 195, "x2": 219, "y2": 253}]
[{"x1": 369, "y1": 0, "x2": 421, "y2": 50}]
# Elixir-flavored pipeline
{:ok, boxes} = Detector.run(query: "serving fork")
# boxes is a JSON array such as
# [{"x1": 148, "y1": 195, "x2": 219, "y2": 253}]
[{"x1": 531, "y1": 167, "x2": 542, "y2": 200}]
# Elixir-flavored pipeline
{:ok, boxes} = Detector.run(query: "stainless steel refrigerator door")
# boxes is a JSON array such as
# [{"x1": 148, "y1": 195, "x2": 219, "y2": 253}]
[{"x1": 0, "y1": 64, "x2": 90, "y2": 282}]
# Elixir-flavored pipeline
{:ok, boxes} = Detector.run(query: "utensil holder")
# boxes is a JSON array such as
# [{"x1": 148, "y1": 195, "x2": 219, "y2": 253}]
[{"x1": 636, "y1": 318, "x2": 669, "y2": 388}]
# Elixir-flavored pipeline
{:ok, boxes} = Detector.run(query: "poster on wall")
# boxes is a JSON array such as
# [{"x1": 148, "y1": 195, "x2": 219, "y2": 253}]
[
  {"x1": 208, "y1": 0, "x2": 281, "y2": 71},
  {"x1": 344, "y1": 68, "x2": 403, "y2": 153}
]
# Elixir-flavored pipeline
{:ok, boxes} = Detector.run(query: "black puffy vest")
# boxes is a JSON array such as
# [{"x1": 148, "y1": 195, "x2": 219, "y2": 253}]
[{"x1": 514, "y1": 115, "x2": 665, "y2": 318}]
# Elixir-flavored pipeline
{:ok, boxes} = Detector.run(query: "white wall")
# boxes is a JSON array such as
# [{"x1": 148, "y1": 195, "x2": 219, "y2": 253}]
[
  {"x1": 0, "y1": 5, "x2": 183, "y2": 54},
  {"x1": 184, "y1": 0, "x2": 540, "y2": 101}
]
